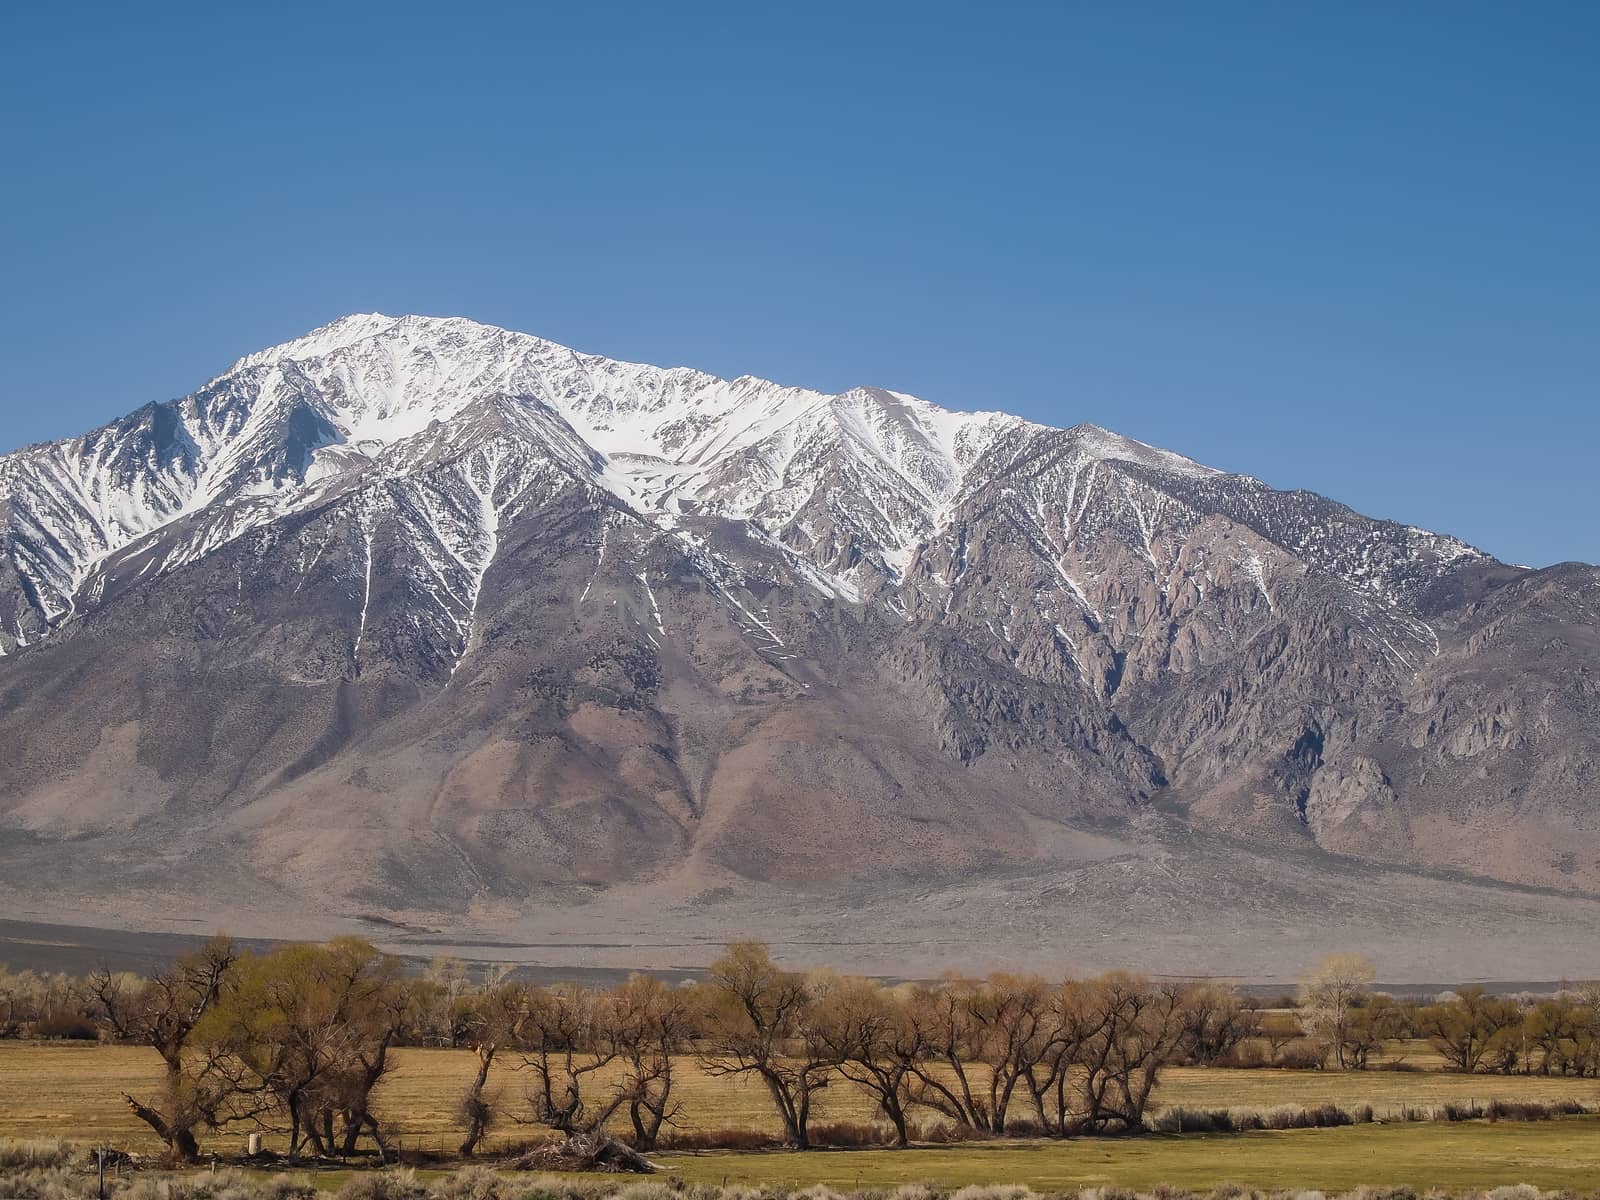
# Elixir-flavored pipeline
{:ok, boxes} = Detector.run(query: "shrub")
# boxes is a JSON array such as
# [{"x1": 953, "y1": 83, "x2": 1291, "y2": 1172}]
[
  {"x1": 1150, "y1": 1108, "x2": 1236, "y2": 1134},
  {"x1": 1484, "y1": 1099, "x2": 1588, "y2": 1122},
  {"x1": 653, "y1": 1128, "x2": 781, "y2": 1152},
  {"x1": 334, "y1": 1170, "x2": 431, "y2": 1200},
  {"x1": 907, "y1": 1121, "x2": 981, "y2": 1144},
  {"x1": 1481, "y1": 1187, "x2": 1542, "y2": 1200},
  {"x1": 1216, "y1": 1043, "x2": 1268, "y2": 1069},
  {"x1": 0, "y1": 1139, "x2": 76, "y2": 1169},
  {"x1": 31, "y1": 1014, "x2": 99, "y2": 1041},
  {"x1": 1260, "y1": 1104, "x2": 1354, "y2": 1130},
  {"x1": 949, "y1": 1186, "x2": 1034, "y2": 1200},
  {"x1": 503, "y1": 1176, "x2": 615, "y2": 1200},
  {"x1": 430, "y1": 1168, "x2": 519, "y2": 1200},
  {"x1": 809, "y1": 1122, "x2": 895, "y2": 1148},
  {"x1": 254, "y1": 1181, "x2": 319, "y2": 1200},
  {"x1": 1275, "y1": 1040, "x2": 1329, "y2": 1070},
  {"x1": 124, "y1": 1170, "x2": 305, "y2": 1200},
  {"x1": 0, "y1": 1165, "x2": 89, "y2": 1200}
]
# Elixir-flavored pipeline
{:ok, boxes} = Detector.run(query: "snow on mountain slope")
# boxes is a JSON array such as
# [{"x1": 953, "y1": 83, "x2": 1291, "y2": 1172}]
[
  {"x1": 12, "y1": 313, "x2": 1600, "y2": 933},
  {"x1": 1, "y1": 312, "x2": 1486, "y2": 660}
]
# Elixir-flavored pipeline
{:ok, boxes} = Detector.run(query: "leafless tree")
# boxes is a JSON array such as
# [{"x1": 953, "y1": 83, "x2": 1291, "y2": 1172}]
[
  {"x1": 87, "y1": 936, "x2": 238, "y2": 1161},
  {"x1": 1299, "y1": 953, "x2": 1376, "y2": 1069},
  {"x1": 608, "y1": 973, "x2": 698, "y2": 1150},
  {"x1": 699, "y1": 941, "x2": 838, "y2": 1150},
  {"x1": 813, "y1": 978, "x2": 921, "y2": 1147},
  {"x1": 455, "y1": 977, "x2": 527, "y2": 1156},
  {"x1": 516, "y1": 985, "x2": 625, "y2": 1135}
]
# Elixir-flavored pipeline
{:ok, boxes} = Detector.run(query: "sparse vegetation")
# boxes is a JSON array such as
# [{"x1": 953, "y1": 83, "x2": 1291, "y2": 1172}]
[{"x1": 3, "y1": 939, "x2": 1600, "y2": 1195}]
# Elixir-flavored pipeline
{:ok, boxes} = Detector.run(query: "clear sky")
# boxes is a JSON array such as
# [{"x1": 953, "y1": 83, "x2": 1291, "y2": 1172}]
[{"x1": 2, "y1": 2, "x2": 1595, "y2": 566}]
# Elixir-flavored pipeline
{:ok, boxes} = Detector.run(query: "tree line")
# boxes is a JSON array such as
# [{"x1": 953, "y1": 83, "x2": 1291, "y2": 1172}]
[{"x1": 2, "y1": 941, "x2": 1598, "y2": 1164}]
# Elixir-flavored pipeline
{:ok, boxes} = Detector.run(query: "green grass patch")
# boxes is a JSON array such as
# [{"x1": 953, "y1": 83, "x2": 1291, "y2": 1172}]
[{"x1": 655, "y1": 1118, "x2": 1600, "y2": 1193}]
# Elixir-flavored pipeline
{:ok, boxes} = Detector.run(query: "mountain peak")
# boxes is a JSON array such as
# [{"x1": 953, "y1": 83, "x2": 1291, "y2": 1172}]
[{"x1": 229, "y1": 312, "x2": 402, "y2": 372}]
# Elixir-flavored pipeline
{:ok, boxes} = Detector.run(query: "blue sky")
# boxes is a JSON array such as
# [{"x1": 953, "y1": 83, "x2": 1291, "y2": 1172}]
[{"x1": 2, "y1": 2, "x2": 1595, "y2": 566}]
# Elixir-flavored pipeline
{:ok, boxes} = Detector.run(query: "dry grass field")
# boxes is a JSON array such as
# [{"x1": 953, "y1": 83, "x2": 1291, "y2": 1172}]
[{"x1": 1, "y1": 1041, "x2": 1596, "y2": 1157}]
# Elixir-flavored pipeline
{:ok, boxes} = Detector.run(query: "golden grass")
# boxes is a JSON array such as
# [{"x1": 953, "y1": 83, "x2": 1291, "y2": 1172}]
[{"x1": 0, "y1": 1041, "x2": 1595, "y2": 1157}]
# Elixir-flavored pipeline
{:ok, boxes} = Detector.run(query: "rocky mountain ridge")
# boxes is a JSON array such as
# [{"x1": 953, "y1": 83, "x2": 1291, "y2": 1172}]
[{"x1": 1, "y1": 314, "x2": 1594, "y2": 967}]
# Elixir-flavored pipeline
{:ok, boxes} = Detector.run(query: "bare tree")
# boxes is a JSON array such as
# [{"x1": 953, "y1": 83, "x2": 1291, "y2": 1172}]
[
  {"x1": 1337, "y1": 992, "x2": 1405, "y2": 1070},
  {"x1": 1299, "y1": 953, "x2": 1376, "y2": 1069},
  {"x1": 700, "y1": 941, "x2": 838, "y2": 1150},
  {"x1": 0, "y1": 966, "x2": 44, "y2": 1038},
  {"x1": 455, "y1": 977, "x2": 527, "y2": 1157},
  {"x1": 1258, "y1": 1009, "x2": 1303, "y2": 1064},
  {"x1": 608, "y1": 974, "x2": 698, "y2": 1150},
  {"x1": 88, "y1": 936, "x2": 238, "y2": 1161},
  {"x1": 904, "y1": 977, "x2": 989, "y2": 1132},
  {"x1": 517, "y1": 985, "x2": 624, "y2": 1135},
  {"x1": 966, "y1": 973, "x2": 1056, "y2": 1135},
  {"x1": 1057, "y1": 974, "x2": 1190, "y2": 1134},
  {"x1": 1178, "y1": 984, "x2": 1258, "y2": 1065},
  {"x1": 813, "y1": 978, "x2": 921, "y2": 1147}
]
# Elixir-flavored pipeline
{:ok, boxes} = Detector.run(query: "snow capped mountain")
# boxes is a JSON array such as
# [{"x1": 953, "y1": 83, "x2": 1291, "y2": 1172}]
[
  {"x1": 3, "y1": 313, "x2": 1595, "y2": 954},
  {"x1": 0, "y1": 312, "x2": 1479, "y2": 657}
]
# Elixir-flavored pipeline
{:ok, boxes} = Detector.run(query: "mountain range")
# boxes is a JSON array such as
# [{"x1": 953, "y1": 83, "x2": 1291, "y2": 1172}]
[{"x1": 2, "y1": 314, "x2": 1596, "y2": 979}]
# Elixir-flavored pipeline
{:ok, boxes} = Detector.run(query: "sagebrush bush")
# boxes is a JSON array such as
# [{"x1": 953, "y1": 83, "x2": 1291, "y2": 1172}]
[
  {"x1": 0, "y1": 1169, "x2": 1587, "y2": 1200},
  {"x1": 1481, "y1": 1187, "x2": 1543, "y2": 1200},
  {"x1": 429, "y1": 1167, "x2": 521, "y2": 1200},
  {"x1": 123, "y1": 1169, "x2": 300, "y2": 1200},
  {"x1": 252, "y1": 1180, "x2": 319, "y2": 1200},
  {"x1": 0, "y1": 1165, "x2": 90, "y2": 1200},
  {"x1": 335, "y1": 1170, "x2": 432, "y2": 1200},
  {"x1": 0, "y1": 1139, "x2": 76, "y2": 1169}
]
